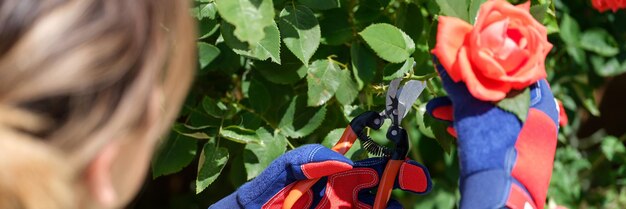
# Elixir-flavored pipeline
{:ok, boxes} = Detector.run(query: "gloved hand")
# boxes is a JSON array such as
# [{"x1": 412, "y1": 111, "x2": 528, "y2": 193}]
[
  {"x1": 209, "y1": 144, "x2": 432, "y2": 209},
  {"x1": 426, "y1": 59, "x2": 560, "y2": 209}
]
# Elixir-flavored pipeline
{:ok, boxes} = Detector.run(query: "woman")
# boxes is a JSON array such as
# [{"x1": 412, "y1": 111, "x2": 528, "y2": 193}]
[{"x1": 0, "y1": 0, "x2": 194, "y2": 208}]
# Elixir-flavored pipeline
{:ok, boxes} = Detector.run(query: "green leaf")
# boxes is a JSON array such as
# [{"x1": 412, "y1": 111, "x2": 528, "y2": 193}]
[
  {"x1": 396, "y1": 3, "x2": 425, "y2": 45},
  {"x1": 415, "y1": 103, "x2": 435, "y2": 139},
  {"x1": 559, "y1": 14, "x2": 580, "y2": 46},
  {"x1": 152, "y1": 132, "x2": 198, "y2": 178},
  {"x1": 435, "y1": 0, "x2": 469, "y2": 21},
  {"x1": 192, "y1": 3, "x2": 218, "y2": 20},
  {"x1": 172, "y1": 123, "x2": 212, "y2": 139},
  {"x1": 221, "y1": 21, "x2": 281, "y2": 63},
  {"x1": 320, "y1": 9, "x2": 353, "y2": 45},
  {"x1": 580, "y1": 28, "x2": 619, "y2": 57},
  {"x1": 201, "y1": 97, "x2": 237, "y2": 119},
  {"x1": 350, "y1": 43, "x2": 377, "y2": 89},
  {"x1": 359, "y1": 23, "x2": 415, "y2": 63},
  {"x1": 416, "y1": 103, "x2": 455, "y2": 154},
  {"x1": 468, "y1": 0, "x2": 487, "y2": 24},
  {"x1": 306, "y1": 60, "x2": 342, "y2": 106},
  {"x1": 248, "y1": 79, "x2": 271, "y2": 114},
  {"x1": 243, "y1": 128, "x2": 288, "y2": 179},
  {"x1": 496, "y1": 88, "x2": 531, "y2": 123},
  {"x1": 198, "y1": 18, "x2": 220, "y2": 39},
  {"x1": 279, "y1": 96, "x2": 327, "y2": 138},
  {"x1": 298, "y1": 0, "x2": 340, "y2": 10},
  {"x1": 220, "y1": 126, "x2": 261, "y2": 144},
  {"x1": 383, "y1": 57, "x2": 414, "y2": 81},
  {"x1": 336, "y1": 70, "x2": 359, "y2": 106},
  {"x1": 530, "y1": 4, "x2": 548, "y2": 22},
  {"x1": 279, "y1": 5, "x2": 321, "y2": 66},
  {"x1": 215, "y1": 0, "x2": 275, "y2": 44},
  {"x1": 572, "y1": 84, "x2": 600, "y2": 116},
  {"x1": 601, "y1": 136, "x2": 626, "y2": 162},
  {"x1": 196, "y1": 141, "x2": 229, "y2": 193},
  {"x1": 590, "y1": 56, "x2": 626, "y2": 77},
  {"x1": 254, "y1": 48, "x2": 307, "y2": 84},
  {"x1": 197, "y1": 42, "x2": 220, "y2": 69},
  {"x1": 566, "y1": 45, "x2": 587, "y2": 66}
]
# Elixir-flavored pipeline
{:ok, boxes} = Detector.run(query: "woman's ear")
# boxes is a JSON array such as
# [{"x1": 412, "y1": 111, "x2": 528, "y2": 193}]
[{"x1": 85, "y1": 140, "x2": 121, "y2": 207}]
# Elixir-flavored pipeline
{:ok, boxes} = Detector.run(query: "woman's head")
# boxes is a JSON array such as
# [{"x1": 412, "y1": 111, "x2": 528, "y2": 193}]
[{"x1": 0, "y1": 0, "x2": 195, "y2": 208}]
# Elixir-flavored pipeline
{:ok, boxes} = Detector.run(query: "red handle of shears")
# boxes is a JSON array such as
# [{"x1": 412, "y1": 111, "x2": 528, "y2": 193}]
[
  {"x1": 372, "y1": 159, "x2": 403, "y2": 209},
  {"x1": 282, "y1": 126, "x2": 358, "y2": 209}
]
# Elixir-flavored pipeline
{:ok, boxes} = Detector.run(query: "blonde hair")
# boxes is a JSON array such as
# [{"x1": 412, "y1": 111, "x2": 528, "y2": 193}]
[{"x1": 0, "y1": 0, "x2": 195, "y2": 208}]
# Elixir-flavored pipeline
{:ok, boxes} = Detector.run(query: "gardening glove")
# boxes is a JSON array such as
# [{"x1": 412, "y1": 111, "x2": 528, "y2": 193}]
[
  {"x1": 425, "y1": 58, "x2": 560, "y2": 209},
  {"x1": 209, "y1": 144, "x2": 432, "y2": 209},
  {"x1": 309, "y1": 157, "x2": 432, "y2": 209}
]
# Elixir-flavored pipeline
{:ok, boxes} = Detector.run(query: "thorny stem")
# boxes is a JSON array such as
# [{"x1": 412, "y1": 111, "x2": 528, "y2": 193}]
[{"x1": 405, "y1": 72, "x2": 438, "y2": 81}]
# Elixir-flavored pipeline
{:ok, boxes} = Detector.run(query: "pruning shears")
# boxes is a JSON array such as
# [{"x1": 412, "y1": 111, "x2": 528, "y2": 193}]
[{"x1": 283, "y1": 78, "x2": 426, "y2": 209}]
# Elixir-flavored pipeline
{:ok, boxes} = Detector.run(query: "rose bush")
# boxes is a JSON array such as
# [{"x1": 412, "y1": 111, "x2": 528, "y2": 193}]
[
  {"x1": 432, "y1": 0, "x2": 552, "y2": 101},
  {"x1": 592, "y1": 0, "x2": 626, "y2": 13}
]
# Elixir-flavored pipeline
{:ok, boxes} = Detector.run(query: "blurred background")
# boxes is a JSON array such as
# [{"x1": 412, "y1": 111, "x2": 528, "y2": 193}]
[{"x1": 128, "y1": 0, "x2": 626, "y2": 208}]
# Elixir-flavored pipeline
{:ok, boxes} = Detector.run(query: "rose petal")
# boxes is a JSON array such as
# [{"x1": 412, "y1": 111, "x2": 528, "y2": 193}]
[
  {"x1": 432, "y1": 16, "x2": 473, "y2": 81},
  {"x1": 480, "y1": 19, "x2": 509, "y2": 52},
  {"x1": 460, "y1": 48, "x2": 510, "y2": 101}
]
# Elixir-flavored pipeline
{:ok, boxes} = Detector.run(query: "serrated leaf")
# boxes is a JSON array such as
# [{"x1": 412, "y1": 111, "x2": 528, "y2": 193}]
[
  {"x1": 243, "y1": 128, "x2": 288, "y2": 180},
  {"x1": 350, "y1": 43, "x2": 377, "y2": 89},
  {"x1": 215, "y1": 0, "x2": 274, "y2": 44},
  {"x1": 221, "y1": 21, "x2": 281, "y2": 63},
  {"x1": 496, "y1": 88, "x2": 530, "y2": 123},
  {"x1": 198, "y1": 42, "x2": 220, "y2": 69},
  {"x1": 580, "y1": 28, "x2": 619, "y2": 57},
  {"x1": 298, "y1": 0, "x2": 340, "y2": 10},
  {"x1": 196, "y1": 142, "x2": 229, "y2": 193},
  {"x1": 307, "y1": 60, "x2": 342, "y2": 106},
  {"x1": 359, "y1": 23, "x2": 415, "y2": 63},
  {"x1": 279, "y1": 5, "x2": 320, "y2": 66},
  {"x1": 601, "y1": 136, "x2": 626, "y2": 162},
  {"x1": 192, "y1": 3, "x2": 217, "y2": 20},
  {"x1": 279, "y1": 96, "x2": 327, "y2": 138},
  {"x1": 152, "y1": 132, "x2": 198, "y2": 178},
  {"x1": 220, "y1": 126, "x2": 261, "y2": 144},
  {"x1": 435, "y1": 0, "x2": 469, "y2": 21},
  {"x1": 383, "y1": 57, "x2": 414, "y2": 81},
  {"x1": 336, "y1": 70, "x2": 359, "y2": 105},
  {"x1": 254, "y1": 47, "x2": 307, "y2": 84},
  {"x1": 469, "y1": 0, "x2": 487, "y2": 24}
]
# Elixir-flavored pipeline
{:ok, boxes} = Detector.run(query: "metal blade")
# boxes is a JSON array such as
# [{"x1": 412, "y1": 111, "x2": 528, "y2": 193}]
[
  {"x1": 396, "y1": 80, "x2": 426, "y2": 119},
  {"x1": 385, "y1": 78, "x2": 402, "y2": 118}
]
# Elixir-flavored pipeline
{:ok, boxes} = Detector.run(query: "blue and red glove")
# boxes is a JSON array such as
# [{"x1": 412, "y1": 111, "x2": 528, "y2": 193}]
[
  {"x1": 426, "y1": 59, "x2": 560, "y2": 209},
  {"x1": 209, "y1": 144, "x2": 432, "y2": 209}
]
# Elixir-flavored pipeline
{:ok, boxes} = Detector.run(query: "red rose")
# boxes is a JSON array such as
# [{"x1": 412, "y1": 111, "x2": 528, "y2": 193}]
[
  {"x1": 432, "y1": 0, "x2": 552, "y2": 101},
  {"x1": 592, "y1": 0, "x2": 626, "y2": 13}
]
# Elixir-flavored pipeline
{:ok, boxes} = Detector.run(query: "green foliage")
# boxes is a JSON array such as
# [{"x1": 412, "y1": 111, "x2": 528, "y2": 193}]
[
  {"x1": 145, "y1": 0, "x2": 626, "y2": 208},
  {"x1": 496, "y1": 88, "x2": 531, "y2": 123}
]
